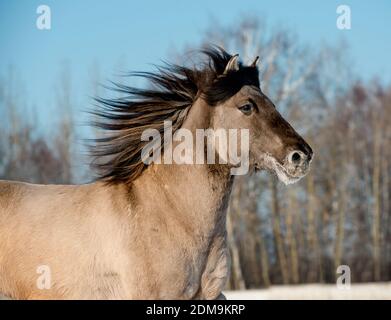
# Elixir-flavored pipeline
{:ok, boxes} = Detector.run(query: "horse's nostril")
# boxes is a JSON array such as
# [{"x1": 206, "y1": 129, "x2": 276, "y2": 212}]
[{"x1": 290, "y1": 151, "x2": 302, "y2": 164}]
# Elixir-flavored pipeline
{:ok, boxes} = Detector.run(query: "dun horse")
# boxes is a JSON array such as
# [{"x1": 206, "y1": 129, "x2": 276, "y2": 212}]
[{"x1": 0, "y1": 47, "x2": 312, "y2": 299}]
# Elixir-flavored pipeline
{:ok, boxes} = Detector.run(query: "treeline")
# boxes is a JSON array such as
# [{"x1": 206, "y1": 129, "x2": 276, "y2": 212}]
[
  {"x1": 217, "y1": 18, "x2": 391, "y2": 288},
  {"x1": 0, "y1": 65, "x2": 83, "y2": 184},
  {"x1": 227, "y1": 82, "x2": 391, "y2": 288}
]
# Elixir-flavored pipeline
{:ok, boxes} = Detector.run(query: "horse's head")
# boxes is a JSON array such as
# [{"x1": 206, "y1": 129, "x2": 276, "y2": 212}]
[
  {"x1": 205, "y1": 53, "x2": 313, "y2": 184},
  {"x1": 93, "y1": 46, "x2": 312, "y2": 185}
]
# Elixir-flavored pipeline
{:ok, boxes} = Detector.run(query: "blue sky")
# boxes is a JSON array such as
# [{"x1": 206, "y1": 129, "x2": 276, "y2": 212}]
[{"x1": 0, "y1": 0, "x2": 390, "y2": 131}]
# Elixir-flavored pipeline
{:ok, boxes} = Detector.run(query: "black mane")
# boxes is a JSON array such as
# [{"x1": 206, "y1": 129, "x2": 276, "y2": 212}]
[{"x1": 91, "y1": 46, "x2": 260, "y2": 184}]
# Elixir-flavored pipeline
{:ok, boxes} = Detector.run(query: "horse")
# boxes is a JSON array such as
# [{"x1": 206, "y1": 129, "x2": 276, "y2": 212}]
[{"x1": 0, "y1": 47, "x2": 313, "y2": 299}]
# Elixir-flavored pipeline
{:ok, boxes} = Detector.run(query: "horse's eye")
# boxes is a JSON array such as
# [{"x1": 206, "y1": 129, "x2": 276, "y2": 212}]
[{"x1": 239, "y1": 102, "x2": 254, "y2": 115}]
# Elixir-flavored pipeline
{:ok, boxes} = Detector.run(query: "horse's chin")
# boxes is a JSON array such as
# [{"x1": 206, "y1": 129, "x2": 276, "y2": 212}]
[
  {"x1": 255, "y1": 153, "x2": 307, "y2": 185},
  {"x1": 272, "y1": 165, "x2": 303, "y2": 185}
]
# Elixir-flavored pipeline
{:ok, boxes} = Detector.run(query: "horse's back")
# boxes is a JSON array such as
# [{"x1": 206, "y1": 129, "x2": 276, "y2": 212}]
[
  {"x1": 0, "y1": 180, "x2": 66, "y2": 219},
  {"x1": 0, "y1": 179, "x2": 106, "y2": 236},
  {"x1": 0, "y1": 180, "x2": 132, "y2": 299},
  {"x1": 0, "y1": 180, "x2": 25, "y2": 212}
]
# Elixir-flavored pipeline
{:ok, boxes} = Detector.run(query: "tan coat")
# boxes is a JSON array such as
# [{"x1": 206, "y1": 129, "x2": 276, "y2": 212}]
[
  {"x1": 0, "y1": 51, "x2": 312, "y2": 299},
  {"x1": 0, "y1": 99, "x2": 233, "y2": 300}
]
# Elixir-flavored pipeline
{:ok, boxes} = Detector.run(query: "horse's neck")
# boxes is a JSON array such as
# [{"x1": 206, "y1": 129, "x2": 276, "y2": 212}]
[
  {"x1": 132, "y1": 98, "x2": 234, "y2": 236},
  {"x1": 134, "y1": 162, "x2": 233, "y2": 239}
]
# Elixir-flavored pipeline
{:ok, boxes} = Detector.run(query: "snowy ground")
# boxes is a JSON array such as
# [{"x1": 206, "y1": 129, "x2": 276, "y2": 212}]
[
  {"x1": 225, "y1": 283, "x2": 391, "y2": 300},
  {"x1": 1, "y1": 283, "x2": 390, "y2": 299}
]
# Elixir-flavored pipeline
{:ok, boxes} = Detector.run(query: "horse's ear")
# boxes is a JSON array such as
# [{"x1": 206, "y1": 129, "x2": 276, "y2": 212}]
[
  {"x1": 250, "y1": 56, "x2": 259, "y2": 68},
  {"x1": 223, "y1": 54, "x2": 239, "y2": 74}
]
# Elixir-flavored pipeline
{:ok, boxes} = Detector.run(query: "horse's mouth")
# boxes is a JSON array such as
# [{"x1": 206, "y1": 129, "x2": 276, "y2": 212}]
[
  {"x1": 271, "y1": 162, "x2": 304, "y2": 185},
  {"x1": 255, "y1": 153, "x2": 309, "y2": 185}
]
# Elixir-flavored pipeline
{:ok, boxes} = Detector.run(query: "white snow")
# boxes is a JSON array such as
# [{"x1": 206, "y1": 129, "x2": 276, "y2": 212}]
[
  {"x1": 225, "y1": 283, "x2": 391, "y2": 300},
  {"x1": 1, "y1": 283, "x2": 390, "y2": 299}
]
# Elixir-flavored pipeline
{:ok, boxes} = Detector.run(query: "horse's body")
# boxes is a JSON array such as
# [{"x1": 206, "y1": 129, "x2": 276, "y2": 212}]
[
  {"x1": 0, "y1": 177, "x2": 230, "y2": 299},
  {"x1": 0, "y1": 100, "x2": 232, "y2": 299},
  {"x1": 0, "y1": 48, "x2": 312, "y2": 299}
]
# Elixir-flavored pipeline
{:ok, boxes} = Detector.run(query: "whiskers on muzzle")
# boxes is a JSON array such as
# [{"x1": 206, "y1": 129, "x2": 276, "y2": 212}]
[{"x1": 256, "y1": 148, "x2": 313, "y2": 185}]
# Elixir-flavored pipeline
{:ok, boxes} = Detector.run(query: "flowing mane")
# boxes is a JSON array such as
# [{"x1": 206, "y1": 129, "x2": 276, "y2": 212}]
[
  {"x1": 91, "y1": 46, "x2": 260, "y2": 184},
  {"x1": 0, "y1": 44, "x2": 312, "y2": 301}
]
